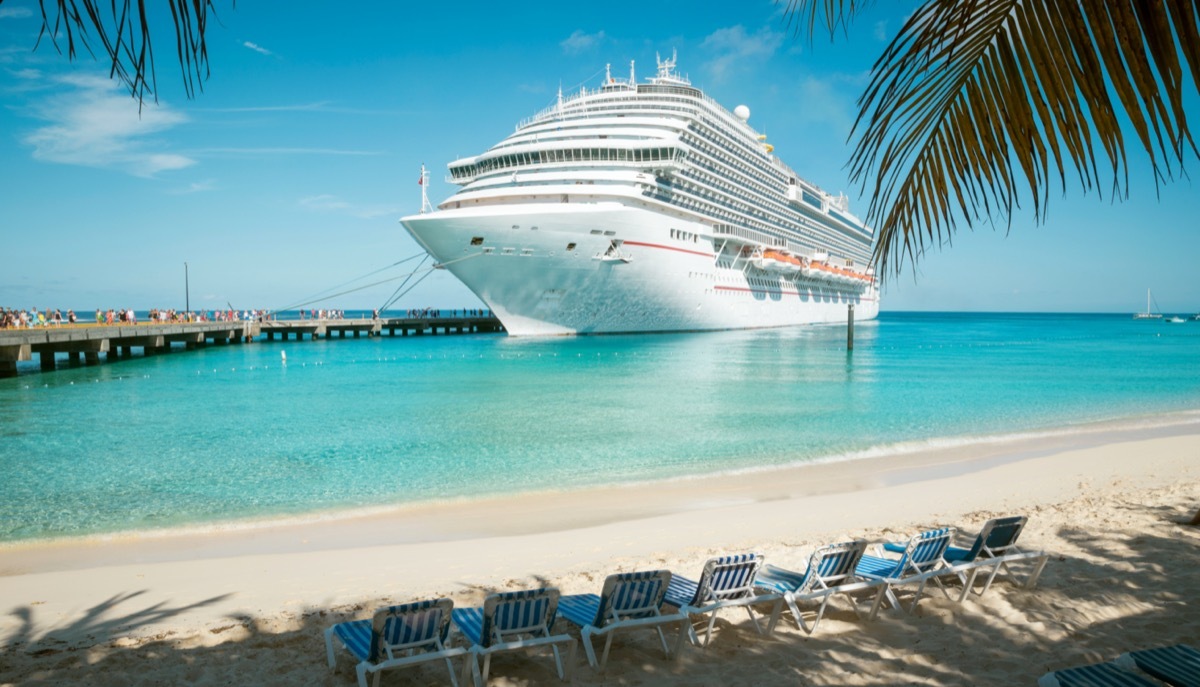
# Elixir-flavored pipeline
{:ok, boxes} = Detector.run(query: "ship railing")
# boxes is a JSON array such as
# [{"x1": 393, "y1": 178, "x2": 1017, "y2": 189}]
[{"x1": 712, "y1": 223, "x2": 786, "y2": 248}]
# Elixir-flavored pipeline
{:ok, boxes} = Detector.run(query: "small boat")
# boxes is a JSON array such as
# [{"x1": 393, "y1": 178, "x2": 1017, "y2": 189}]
[
  {"x1": 1166, "y1": 316, "x2": 1186, "y2": 323},
  {"x1": 1133, "y1": 288, "x2": 1162, "y2": 320}
]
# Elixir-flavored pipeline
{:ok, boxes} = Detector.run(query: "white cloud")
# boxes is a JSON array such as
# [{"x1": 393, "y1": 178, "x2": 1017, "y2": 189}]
[
  {"x1": 197, "y1": 147, "x2": 380, "y2": 156},
  {"x1": 243, "y1": 41, "x2": 274, "y2": 56},
  {"x1": 701, "y1": 25, "x2": 784, "y2": 83},
  {"x1": 560, "y1": 29, "x2": 606, "y2": 55},
  {"x1": 874, "y1": 20, "x2": 889, "y2": 42},
  {"x1": 170, "y1": 179, "x2": 217, "y2": 194},
  {"x1": 300, "y1": 194, "x2": 400, "y2": 219},
  {"x1": 0, "y1": 6, "x2": 34, "y2": 19},
  {"x1": 20, "y1": 72, "x2": 195, "y2": 176},
  {"x1": 790, "y1": 72, "x2": 868, "y2": 135}
]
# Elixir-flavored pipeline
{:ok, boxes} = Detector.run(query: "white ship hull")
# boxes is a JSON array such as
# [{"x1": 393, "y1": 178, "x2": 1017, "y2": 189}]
[{"x1": 403, "y1": 202, "x2": 878, "y2": 336}]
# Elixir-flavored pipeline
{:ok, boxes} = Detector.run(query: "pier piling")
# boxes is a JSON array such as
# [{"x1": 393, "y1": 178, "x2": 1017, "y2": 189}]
[{"x1": 847, "y1": 304, "x2": 855, "y2": 350}]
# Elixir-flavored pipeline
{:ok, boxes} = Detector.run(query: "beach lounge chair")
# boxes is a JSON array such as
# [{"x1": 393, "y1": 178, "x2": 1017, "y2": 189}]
[
  {"x1": 855, "y1": 527, "x2": 955, "y2": 616},
  {"x1": 1115, "y1": 644, "x2": 1200, "y2": 687},
  {"x1": 451, "y1": 587, "x2": 576, "y2": 686},
  {"x1": 1038, "y1": 661, "x2": 1163, "y2": 687},
  {"x1": 901, "y1": 515, "x2": 1048, "y2": 601},
  {"x1": 663, "y1": 552, "x2": 774, "y2": 646},
  {"x1": 754, "y1": 540, "x2": 885, "y2": 633},
  {"x1": 324, "y1": 597, "x2": 468, "y2": 687},
  {"x1": 557, "y1": 569, "x2": 690, "y2": 671}
]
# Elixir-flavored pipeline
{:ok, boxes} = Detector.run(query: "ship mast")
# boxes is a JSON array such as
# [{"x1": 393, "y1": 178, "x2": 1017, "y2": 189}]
[{"x1": 419, "y1": 163, "x2": 432, "y2": 214}]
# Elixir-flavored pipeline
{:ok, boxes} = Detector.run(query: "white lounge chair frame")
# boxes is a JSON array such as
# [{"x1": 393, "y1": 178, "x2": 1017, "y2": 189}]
[
  {"x1": 756, "y1": 540, "x2": 885, "y2": 633},
  {"x1": 857, "y1": 527, "x2": 956, "y2": 616},
  {"x1": 947, "y1": 516, "x2": 1049, "y2": 601},
  {"x1": 558, "y1": 570, "x2": 690, "y2": 671},
  {"x1": 665, "y1": 552, "x2": 775, "y2": 647},
  {"x1": 452, "y1": 588, "x2": 577, "y2": 687},
  {"x1": 324, "y1": 597, "x2": 468, "y2": 687}
]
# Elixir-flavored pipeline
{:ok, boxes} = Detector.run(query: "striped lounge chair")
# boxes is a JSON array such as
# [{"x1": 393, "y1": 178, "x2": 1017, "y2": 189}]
[
  {"x1": 451, "y1": 587, "x2": 576, "y2": 686},
  {"x1": 1115, "y1": 644, "x2": 1200, "y2": 687},
  {"x1": 754, "y1": 540, "x2": 885, "y2": 633},
  {"x1": 324, "y1": 597, "x2": 468, "y2": 687},
  {"x1": 1038, "y1": 661, "x2": 1163, "y2": 687},
  {"x1": 664, "y1": 552, "x2": 775, "y2": 646},
  {"x1": 558, "y1": 569, "x2": 690, "y2": 671},
  {"x1": 855, "y1": 527, "x2": 955, "y2": 616},
  {"x1": 935, "y1": 515, "x2": 1049, "y2": 600},
  {"x1": 1039, "y1": 644, "x2": 1200, "y2": 687}
]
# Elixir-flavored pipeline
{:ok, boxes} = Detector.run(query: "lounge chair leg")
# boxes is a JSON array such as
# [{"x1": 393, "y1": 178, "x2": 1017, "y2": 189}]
[
  {"x1": 673, "y1": 619, "x2": 689, "y2": 660},
  {"x1": 479, "y1": 653, "x2": 491, "y2": 687},
  {"x1": 580, "y1": 628, "x2": 599, "y2": 669},
  {"x1": 745, "y1": 604, "x2": 763, "y2": 635},
  {"x1": 654, "y1": 626, "x2": 670, "y2": 657},
  {"x1": 1025, "y1": 556, "x2": 1049, "y2": 589},
  {"x1": 703, "y1": 614, "x2": 719, "y2": 647},
  {"x1": 551, "y1": 644, "x2": 564, "y2": 680},
  {"x1": 443, "y1": 656, "x2": 460, "y2": 687},
  {"x1": 355, "y1": 663, "x2": 369, "y2": 687},
  {"x1": 324, "y1": 627, "x2": 338, "y2": 669},
  {"x1": 461, "y1": 654, "x2": 477, "y2": 687},
  {"x1": 600, "y1": 633, "x2": 615, "y2": 672}
]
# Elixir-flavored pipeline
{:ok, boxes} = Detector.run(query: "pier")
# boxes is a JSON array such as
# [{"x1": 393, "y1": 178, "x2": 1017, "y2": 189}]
[
  {"x1": 0, "y1": 315, "x2": 503, "y2": 378},
  {"x1": 259, "y1": 315, "x2": 503, "y2": 341}
]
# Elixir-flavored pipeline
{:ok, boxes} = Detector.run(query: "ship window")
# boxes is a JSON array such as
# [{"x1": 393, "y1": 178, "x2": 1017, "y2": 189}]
[
  {"x1": 590, "y1": 229, "x2": 603, "y2": 235},
  {"x1": 566, "y1": 243, "x2": 576, "y2": 251},
  {"x1": 511, "y1": 225, "x2": 519, "y2": 229},
  {"x1": 470, "y1": 236, "x2": 484, "y2": 246}
]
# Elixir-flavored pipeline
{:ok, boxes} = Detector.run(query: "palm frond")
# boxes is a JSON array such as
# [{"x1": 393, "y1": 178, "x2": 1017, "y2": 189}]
[
  {"x1": 34, "y1": 0, "x2": 220, "y2": 110},
  {"x1": 778, "y1": 0, "x2": 875, "y2": 40},
  {"x1": 788, "y1": 0, "x2": 1200, "y2": 279}
]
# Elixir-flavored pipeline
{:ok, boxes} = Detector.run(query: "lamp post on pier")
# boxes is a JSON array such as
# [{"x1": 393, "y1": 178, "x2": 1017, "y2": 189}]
[{"x1": 184, "y1": 262, "x2": 190, "y2": 317}]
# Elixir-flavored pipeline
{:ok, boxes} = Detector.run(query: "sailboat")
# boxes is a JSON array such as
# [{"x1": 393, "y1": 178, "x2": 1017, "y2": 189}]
[{"x1": 1133, "y1": 288, "x2": 1163, "y2": 320}]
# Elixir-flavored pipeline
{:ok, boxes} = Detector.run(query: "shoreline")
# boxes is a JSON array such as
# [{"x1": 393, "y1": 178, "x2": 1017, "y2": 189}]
[
  {"x1": 1, "y1": 427, "x2": 1197, "y2": 684},
  {"x1": 3, "y1": 408, "x2": 1198, "y2": 565}
]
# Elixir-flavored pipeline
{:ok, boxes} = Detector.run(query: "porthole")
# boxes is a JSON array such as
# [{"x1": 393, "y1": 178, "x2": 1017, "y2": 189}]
[{"x1": 470, "y1": 237, "x2": 484, "y2": 246}]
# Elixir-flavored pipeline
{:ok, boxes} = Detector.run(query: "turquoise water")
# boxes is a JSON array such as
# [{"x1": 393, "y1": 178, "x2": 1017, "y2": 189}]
[{"x1": 1, "y1": 312, "x2": 1198, "y2": 542}]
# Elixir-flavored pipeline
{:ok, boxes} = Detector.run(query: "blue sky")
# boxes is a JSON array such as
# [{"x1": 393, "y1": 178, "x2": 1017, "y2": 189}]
[{"x1": 1, "y1": 1, "x2": 1197, "y2": 315}]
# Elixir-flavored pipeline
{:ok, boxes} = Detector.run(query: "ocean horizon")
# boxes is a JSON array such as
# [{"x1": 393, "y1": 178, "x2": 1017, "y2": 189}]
[{"x1": 1, "y1": 311, "x2": 1198, "y2": 544}]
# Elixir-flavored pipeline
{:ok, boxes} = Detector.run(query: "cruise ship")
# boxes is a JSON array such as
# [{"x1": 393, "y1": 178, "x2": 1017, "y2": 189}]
[{"x1": 401, "y1": 54, "x2": 879, "y2": 336}]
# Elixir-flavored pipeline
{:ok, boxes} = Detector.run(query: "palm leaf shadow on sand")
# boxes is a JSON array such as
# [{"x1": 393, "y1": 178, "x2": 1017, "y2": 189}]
[{"x1": 1, "y1": 499, "x2": 1197, "y2": 686}]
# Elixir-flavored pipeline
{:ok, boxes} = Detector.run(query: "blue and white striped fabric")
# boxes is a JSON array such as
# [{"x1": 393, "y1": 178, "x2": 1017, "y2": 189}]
[
  {"x1": 857, "y1": 528, "x2": 952, "y2": 580},
  {"x1": 943, "y1": 516, "x2": 1028, "y2": 562},
  {"x1": 757, "y1": 541, "x2": 866, "y2": 595},
  {"x1": 1039, "y1": 661, "x2": 1161, "y2": 687},
  {"x1": 559, "y1": 570, "x2": 669, "y2": 629},
  {"x1": 331, "y1": 598, "x2": 452, "y2": 663},
  {"x1": 452, "y1": 588, "x2": 575, "y2": 684},
  {"x1": 1121, "y1": 644, "x2": 1200, "y2": 687},
  {"x1": 452, "y1": 588, "x2": 557, "y2": 648},
  {"x1": 558, "y1": 570, "x2": 684, "y2": 670},
  {"x1": 665, "y1": 553, "x2": 760, "y2": 608}
]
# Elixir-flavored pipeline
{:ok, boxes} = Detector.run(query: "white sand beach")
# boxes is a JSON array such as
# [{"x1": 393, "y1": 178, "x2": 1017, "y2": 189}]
[{"x1": 1, "y1": 425, "x2": 1197, "y2": 686}]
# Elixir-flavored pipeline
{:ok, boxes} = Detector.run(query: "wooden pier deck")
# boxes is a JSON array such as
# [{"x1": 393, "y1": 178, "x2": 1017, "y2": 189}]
[{"x1": 0, "y1": 315, "x2": 504, "y2": 377}]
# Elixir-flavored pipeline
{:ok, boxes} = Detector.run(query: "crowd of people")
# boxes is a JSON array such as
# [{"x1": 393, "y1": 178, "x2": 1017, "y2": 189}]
[
  {"x1": 0, "y1": 307, "x2": 281, "y2": 329},
  {"x1": 2, "y1": 306, "x2": 493, "y2": 329},
  {"x1": 405, "y1": 307, "x2": 491, "y2": 318},
  {"x1": 1, "y1": 307, "x2": 80, "y2": 328}
]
